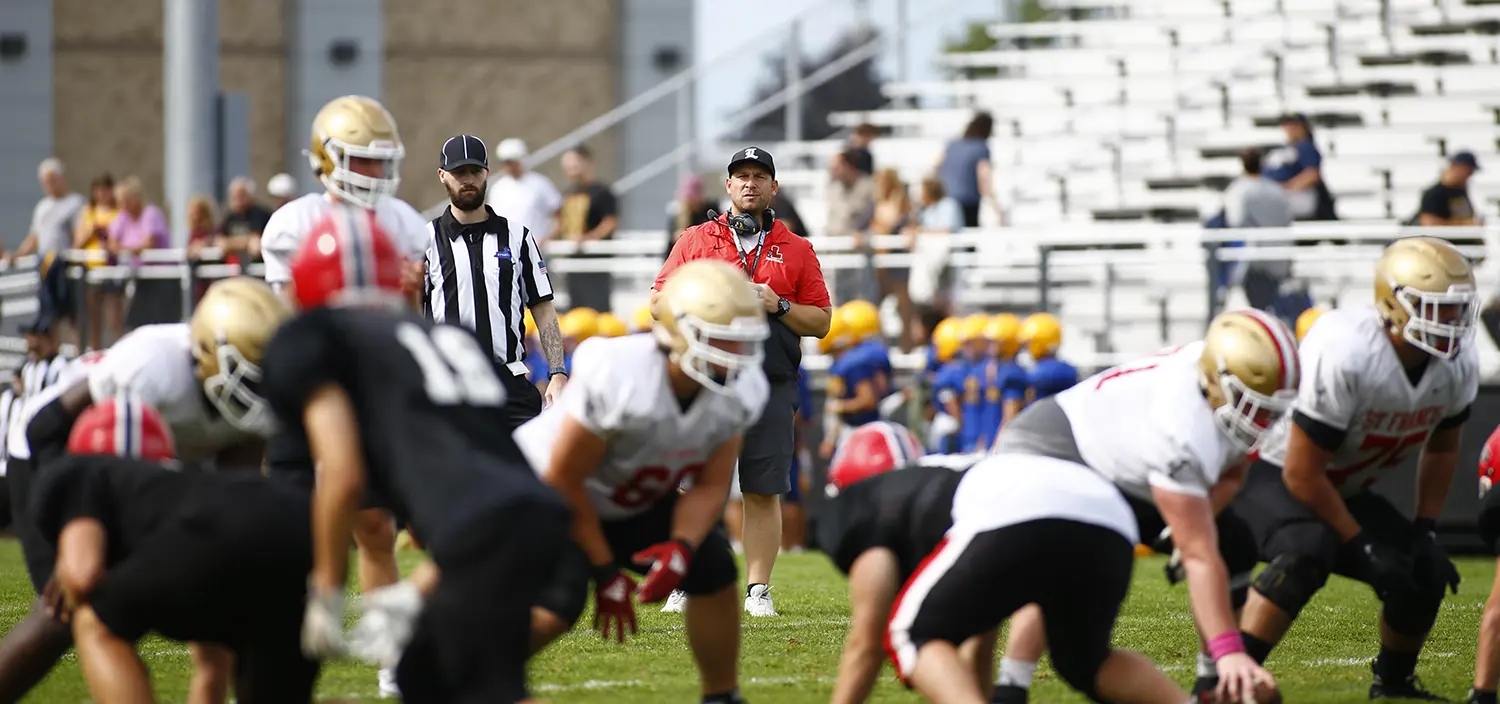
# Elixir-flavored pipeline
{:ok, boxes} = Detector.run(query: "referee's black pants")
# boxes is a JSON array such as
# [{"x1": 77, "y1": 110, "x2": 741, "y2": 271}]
[{"x1": 498, "y1": 367, "x2": 543, "y2": 440}]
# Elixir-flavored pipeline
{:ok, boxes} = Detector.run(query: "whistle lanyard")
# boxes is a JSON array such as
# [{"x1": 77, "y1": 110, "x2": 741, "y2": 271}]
[{"x1": 737, "y1": 232, "x2": 767, "y2": 279}]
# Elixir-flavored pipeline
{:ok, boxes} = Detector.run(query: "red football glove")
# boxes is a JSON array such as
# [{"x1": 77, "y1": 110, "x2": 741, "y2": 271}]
[
  {"x1": 592, "y1": 566, "x2": 637, "y2": 643},
  {"x1": 633, "y1": 539, "x2": 694, "y2": 603}
]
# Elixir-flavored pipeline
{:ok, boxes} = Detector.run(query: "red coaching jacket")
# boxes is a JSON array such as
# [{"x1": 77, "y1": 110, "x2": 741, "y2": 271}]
[{"x1": 655, "y1": 215, "x2": 831, "y2": 382}]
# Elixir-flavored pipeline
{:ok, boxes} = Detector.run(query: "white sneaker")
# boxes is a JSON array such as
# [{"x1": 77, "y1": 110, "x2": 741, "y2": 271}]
[
  {"x1": 660, "y1": 589, "x2": 687, "y2": 613},
  {"x1": 744, "y1": 584, "x2": 777, "y2": 617},
  {"x1": 378, "y1": 667, "x2": 401, "y2": 698}
]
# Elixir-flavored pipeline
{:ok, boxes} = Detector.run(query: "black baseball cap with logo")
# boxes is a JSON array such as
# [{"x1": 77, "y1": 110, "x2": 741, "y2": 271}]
[
  {"x1": 440, "y1": 134, "x2": 488, "y2": 171},
  {"x1": 728, "y1": 147, "x2": 775, "y2": 178}
]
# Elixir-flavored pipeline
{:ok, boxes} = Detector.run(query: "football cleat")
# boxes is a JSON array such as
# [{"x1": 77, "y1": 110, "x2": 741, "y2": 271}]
[
  {"x1": 744, "y1": 584, "x2": 776, "y2": 617},
  {"x1": 660, "y1": 589, "x2": 687, "y2": 614}
]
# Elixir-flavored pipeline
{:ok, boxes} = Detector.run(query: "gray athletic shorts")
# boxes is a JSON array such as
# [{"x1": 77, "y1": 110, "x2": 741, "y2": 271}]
[{"x1": 737, "y1": 379, "x2": 799, "y2": 495}]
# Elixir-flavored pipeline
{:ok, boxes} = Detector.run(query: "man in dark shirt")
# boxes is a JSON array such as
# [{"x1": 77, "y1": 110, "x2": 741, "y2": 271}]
[
  {"x1": 1417, "y1": 151, "x2": 1481, "y2": 232},
  {"x1": 219, "y1": 176, "x2": 272, "y2": 263},
  {"x1": 845, "y1": 123, "x2": 878, "y2": 176},
  {"x1": 557, "y1": 145, "x2": 618, "y2": 311},
  {"x1": 263, "y1": 204, "x2": 568, "y2": 703}
]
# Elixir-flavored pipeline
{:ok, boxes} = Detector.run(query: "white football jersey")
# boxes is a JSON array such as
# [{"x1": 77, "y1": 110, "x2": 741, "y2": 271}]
[
  {"x1": 1054, "y1": 341, "x2": 1245, "y2": 501},
  {"x1": 513, "y1": 334, "x2": 770, "y2": 521},
  {"x1": 11, "y1": 325, "x2": 255, "y2": 462},
  {"x1": 1256, "y1": 306, "x2": 1478, "y2": 495},
  {"x1": 260, "y1": 193, "x2": 430, "y2": 285},
  {"x1": 952, "y1": 454, "x2": 1139, "y2": 544}
]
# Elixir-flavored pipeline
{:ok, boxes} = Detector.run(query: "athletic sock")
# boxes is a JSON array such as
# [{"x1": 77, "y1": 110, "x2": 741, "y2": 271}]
[
  {"x1": 1374, "y1": 647, "x2": 1419, "y2": 682},
  {"x1": 1196, "y1": 651, "x2": 1217, "y2": 678},
  {"x1": 702, "y1": 688, "x2": 745, "y2": 704},
  {"x1": 996, "y1": 657, "x2": 1037, "y2": 689},
  {"x1": 746, "y1": 583, "x2": 766, "y2": 598},
  {"x1": 1470, "y1": 688, "x2": 1498, "y2": 704}
]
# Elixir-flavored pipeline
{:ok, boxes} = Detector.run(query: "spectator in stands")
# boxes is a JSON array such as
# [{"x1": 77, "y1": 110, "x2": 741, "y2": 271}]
[
  {"x1": 488, "y1": 138, "x2": 563, "y2": 242},
  {"x1": 827, "y1": 150, "x2": 876, "y2": 303},
  {"x1": 773, "y1": 191, "x2": 810, "y2": 238},
  {"x1": 1264, "y1": 113, "x2": 1336, "y2": 220},
  {"x1": 266, "y1": 172, "x2": 298, "y2": 210},
  {"x1": 219, "y1": 176, "x2": 268, "y2": 264},
  {"x1": 106, "y1": 176, "x2": 169, "y2": 336},
  {"x1": 868, "y1": 168, "x2": 914, "y2": 345},
  {"x1": 1224, "y1": 149, "x2": 1302, "y2": 322},
  {"x1": 845, "y1": 122, "x2": 879, "y2": 175},
  {"x1": 72, "y1": 173, "x2": 117, "y2": 352},
  {"x1": 558, "y1": 145, "x2": 618, "y2": 311},
  {"x1": 185, "y1": 194, "x2": 221, "y2": 304},
  {"x1": 10, "y1": 158, "x2": 85, "y2": 350},
  {"x1": 906, "y1": 177, "x2": 963, "y2": 341},
  {"x1": 1415, "y1": 151, "x2": 1481, "y2": 227},
  {"x1": 666, "y1": 173, "x2": 717, "y2": 259},
  {"x1": 938, "y1": 111, "x2": 1001, "y2": 228}
]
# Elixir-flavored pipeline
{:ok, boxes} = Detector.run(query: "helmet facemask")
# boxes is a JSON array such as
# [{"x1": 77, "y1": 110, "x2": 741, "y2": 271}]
[
  {"x1": 1390, "y1": 283, "x2": 1478, "y2": 360},
  {"x1": 1211, "y1": 365, "x2": 1294, "y2": 452},
  {"x1": 663, "y1": 314, "x2": 769, "y2": 396},
  {"x1": 202, "y1": 339, "x2": 275, "y2": 435},
  {"x1": 317, "y1": 137, "x2": 404, "y2": 210}
]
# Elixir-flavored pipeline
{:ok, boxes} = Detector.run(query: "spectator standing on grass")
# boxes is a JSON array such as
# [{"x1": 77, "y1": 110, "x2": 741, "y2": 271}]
[
  {"x1": 266, "y1": 172, "x2": 297, "y2": 210},
  {"x1": 845, "y1": 122, "x2": 879, "y2": 176},
  {"x1": 487, "y1": 138, "x2": 564, "y2": 244},
  {"x1": 938, "y1": 112, "x2": 1002, "y2": 228},
  {"x1": 827, "y1": 150, "x2": 875, "y2": 303},
  {"x1": 1264, "y1": 113, "x2": 1336, "y2": 221},
  {"x1": 72, "y1": 173, "x2": 118, "y2": 352},
  {"x1": 10, "y1": 158, "x2": 85, "y2": 350},
  {"x1": 219, "y1": 176, "x2": 268, "y2": 264},
  {"x1": 557, "y1": 145, "x2": 618, "y2": 311},
  {"x1": 1415, "y1": 151, "x2": 1481, "y2": 228},
  {"x1": 1223, "y1": 148, "x2": 1303, "y2": 323}
]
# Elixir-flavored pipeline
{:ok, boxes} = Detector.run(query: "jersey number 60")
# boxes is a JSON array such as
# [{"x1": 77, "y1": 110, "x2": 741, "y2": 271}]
[{"x1": 397, "y1": 323, "x2": 506, "y2": 407}]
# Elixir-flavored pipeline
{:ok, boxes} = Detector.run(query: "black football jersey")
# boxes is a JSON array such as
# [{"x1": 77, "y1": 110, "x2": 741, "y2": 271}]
[
  {"x1": 261, "y1": 306, "x2": 557, "y2": 556},
  {"x1": 817, "y1": 466, "x2": 966, "y2": 580},
  {"x1": 30, "y1": 455, "x2": 309, "y2": 566}
]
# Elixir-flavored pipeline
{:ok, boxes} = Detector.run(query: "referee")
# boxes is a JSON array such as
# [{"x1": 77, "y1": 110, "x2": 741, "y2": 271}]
[{"x1": 426, "y1": 134, "x2": 569, "y2": 428}]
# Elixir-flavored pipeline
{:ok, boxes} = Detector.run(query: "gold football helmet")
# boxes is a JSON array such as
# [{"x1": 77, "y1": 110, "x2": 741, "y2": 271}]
[
  {"x1": 1295, "y1": 306, "x2": 1326, "y2": 342},
  {"x1": 654, "y1": 260, "x2": 770, "y2": 395},
  {"x1": 1020, "y1": 312, "x2": 1063, "y2": 359},
  {"x1": 596, "y1": 312, "x2": 629, "y2": 338},
  {"x1": 1199, "y1": 309, "x2": 1300, "y2": 451},
  {"x1": 1374, "y1": 236, "x2": 1478, "y2": 360},
  {"x1": 560, "y1": 307, "x2": 600, "y2": 342},
  {"x1": 984, "y1": 313, "x2": 1022, "y2": 358},
  {"x1": 192, "y1": 277, "x2": 291, "y2": 434},
  {"x1": 307, "y1": 95, "x2": 405, "y2": 210},
  {"x1": 838, "y1": 300, "x2": 880, "y2": 342}
]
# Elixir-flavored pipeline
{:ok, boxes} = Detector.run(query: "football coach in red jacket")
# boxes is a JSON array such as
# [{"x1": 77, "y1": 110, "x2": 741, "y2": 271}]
[{"x1": 652, "y1": 147, "x2": 832, "y2": 617}]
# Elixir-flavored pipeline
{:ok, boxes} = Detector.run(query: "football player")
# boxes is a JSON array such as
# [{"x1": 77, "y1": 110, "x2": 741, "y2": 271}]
[
  {"x1": 820, "y1": 304, "x2": 884, "y2": 459},
  {"x1": 991, "y1": 309, "x2": 1292, "y2": 704},
  {"x1": 926, "y1": 318, "x2": 964, "y2": 453},
  {"x1": 980, "y1": 313, "x2": 1028, "y2": 438},
  {"x1": 817, "y1": 421, "x2": 982, "y2": 704},
  {"x1": 0, "y1": 276, "x2": 287, "y2": 703},
  {"x1": 258, "y1": 94, "x2": 429, "y2": 697},
  {"x1": 514, "y1": 260, "x2": 769, "y2": 704},
  {"x1": 1472, "y1": 425, "x2": 1500, "y2": 704},
  {"x1": 1294, "y1": 305, "x2": 1326, "y2": 343},
  {"x1": 262, "y1": 204, "x2": 567, "y2": 703},
  {"x1": 1234, "y1": 236, "x2": 1477, "y2": 700},
  {"x1": 840, "y1": 299, "x2": 894, "y2": 405},
  {"x1": 38, "y1": 396, "x2": 321, "y2": 704},
  {"x1": 953, "y1": 314, "x2": 990, "y2": 453},
  {"x1": 1017, "y1": 312, "x2": 1076, "y2": 402}
]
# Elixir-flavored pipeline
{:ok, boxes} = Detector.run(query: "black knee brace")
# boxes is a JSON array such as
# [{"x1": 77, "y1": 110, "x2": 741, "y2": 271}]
[
  {"x1": 680, "y1": 526, "x2": 739, "y2": 595},
  {"x1": 1382, "y1": 586, "x2": 1444, "y2": 638},
  {"x1": 1251, "y1": 553, "x2": 1330, "y2": 619},
  {"x1": 1218, "y1": 512, "x2": 1259, "y2": 611}
]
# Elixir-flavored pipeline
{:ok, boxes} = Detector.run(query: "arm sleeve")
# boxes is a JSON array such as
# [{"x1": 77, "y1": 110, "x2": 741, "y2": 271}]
[
  {"x1": 1297, "y1": 141, "x2": 1322, "y2": 169},
  {"x1": 259, "y1": 209, "x2": 298, "y2": 284},
  {"x1": 557, "y1": 339, "x2": 624, "y2": 437},
  {"x1": 594, "y1": 187, "x2": 619, "y2": 218},
  {"x1": 654, "y1": 233, "x2": 693, "y2": 291},
  {"x1": 395, "y1": 202, "x2": 433, "y2": 262},
  {"x1": 1419, "y1": 186, "x2": 1448, "y2": 218},
  {"x1": 519, "y1": 225, "x2": 554, "y2": 303},
  {"x1": 793, "y1": 242, "x2": 833, "y2": 307},
  {"x1": 1289, "y1": 326, "x2": 1360, "y2": 432},
  {"x1": 260, "y1": 313, "x2": 343, "y2": 428}
]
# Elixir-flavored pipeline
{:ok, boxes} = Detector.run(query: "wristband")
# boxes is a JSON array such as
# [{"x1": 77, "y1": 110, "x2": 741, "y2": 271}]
[
  {"x1": 549, "y1": 367, "x2": 568, "y2": 379},
  {"x1": 1413, "y1": 518, "x2": 1437, "y2": 536},
  {"x1": 1208, "y1": 630, "x2": 1246, "y2": 661},
  {"x1": 673, "y1": 537, "x2": 697, "y2": 555}
]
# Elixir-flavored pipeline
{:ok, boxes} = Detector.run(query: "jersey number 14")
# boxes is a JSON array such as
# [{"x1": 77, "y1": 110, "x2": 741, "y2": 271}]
[{"x1": 397, "y1": 323, "x2": 506, "y2": 407}]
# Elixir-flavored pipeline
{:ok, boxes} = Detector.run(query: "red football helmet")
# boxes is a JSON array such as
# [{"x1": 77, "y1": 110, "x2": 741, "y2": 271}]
[
  {"x1": 828, "y1": 421, "x2": 925, "y2": 492},
  {"x1": 67, "y1": 395, "x2": 176, "y2": 462},
  {"x1": 289, "y1": 202, "x2": 405, "y2": 310},
  {"x1": 1480, "y1": 424, "x2": 1500, "y2": 498}
]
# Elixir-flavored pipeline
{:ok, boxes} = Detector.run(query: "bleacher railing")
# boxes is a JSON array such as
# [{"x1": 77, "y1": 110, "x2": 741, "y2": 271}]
[{"x1": 0, "y1": 222, "x2": 1492, "y2": 381}]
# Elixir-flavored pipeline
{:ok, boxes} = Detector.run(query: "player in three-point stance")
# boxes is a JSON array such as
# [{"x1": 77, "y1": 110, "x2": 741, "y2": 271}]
[
  {"x1": 972, "y1": 310, "x2": 1302, "y2": 702},
  {"x1": 513, "y1": 259, "x2": 770, "y2": 704},
  {"x1": 814, "y1": 421, "x2": 982, "y2": 703},
  {"x1": 262, "y1": 204, "x2": 567, "y2": 703},
  {"x1": 0, "y1": 276, "x2": 288, "y2": 703},
  {"x1": 259, "y1": 94, "x2": 430, "y2": 698},
  {"x1": 1234, "y1": 237, "x2": 1477, "y2": 701},
  {"x1": 36, "y1": 396, "x2": 323, "y2": 704}
]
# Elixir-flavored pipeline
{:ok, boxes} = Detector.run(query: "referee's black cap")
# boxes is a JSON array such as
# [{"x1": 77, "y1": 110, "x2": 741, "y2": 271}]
[
  {"x1": 728, "y1": 147, "x2": 775, "y2": 178},
  {"x1": 440, "y1": 135, "x2": 489, "y2": 171}
]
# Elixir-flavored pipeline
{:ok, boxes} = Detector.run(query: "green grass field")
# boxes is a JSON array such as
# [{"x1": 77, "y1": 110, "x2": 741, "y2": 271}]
[{"x1": 2, "y1": 541, "x2": 1494, "y2": 703}]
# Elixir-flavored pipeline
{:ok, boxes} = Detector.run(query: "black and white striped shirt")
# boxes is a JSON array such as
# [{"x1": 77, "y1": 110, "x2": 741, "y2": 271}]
[
  {"x1": 20, "y1": 354, "x2": 69, "y2": 401},
  {"x1": 425, "y1": 206, "x2": 554, "y2": 365}
]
